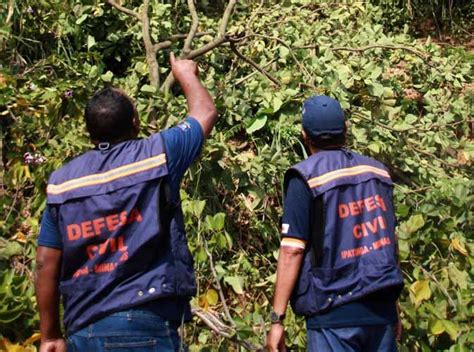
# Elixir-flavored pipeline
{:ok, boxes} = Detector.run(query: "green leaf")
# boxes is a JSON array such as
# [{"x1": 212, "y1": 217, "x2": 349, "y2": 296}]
[
  {"x1": 101, "y1": 71, "x2": 113, "y2": 82},
  {"x1": 87, "y1": 35, "x2": 96, "y2": 50},
  {"x1": 272, "y1": 97, "x2": 283, "y2": 113},
  {"x1": 75, "y1": 14, "x2": 88, "y2": 25},
  {"x1": 279, "y1": 46, "x2": 290, "y2": 59},
  {"x1": 206, "y1": 289, "x2": 218, "y2": 306},
  {"x1": 448, "y1": 263, "x2": 468, "y2": 290},
  {"x1": 410, "y1": 280, "x2": 431, "y2": 306},
  {"x1": 213, "y1": 213, "x2": 225, "y2": 230},
  {"x1": 442, "y1": 320, "x2": 459, "y2": 341},
  {"x1": 0, "y1": 241, "x2": 22, "y2": 261},
  {"x1": 140, "y1": 84, "x2": 156, "y2": 94},
  {"x1": 400, "y1": 214, "x2": 425, "y2": 236},
  {"x1": 369, "y1": 82, "x2": 384, "y2": 97},
  {"x1": 224, "y1": 276, "x2": 244, "y2": 294},
  {"x1": 429, "y1": 319, "x2": 445, "y2": 335},
  {"x1": 370, "y1": 66, "x2": 382, "y2": 80},
  {"x1": 368, "y1": 143, "x2": 380, "y2": 154},
  {"x1": 191, "y1": 200, "x2": 206, "y2": 218},
  {"x1": 246, "y1": 115, "x2": 267, "y2": 134}
]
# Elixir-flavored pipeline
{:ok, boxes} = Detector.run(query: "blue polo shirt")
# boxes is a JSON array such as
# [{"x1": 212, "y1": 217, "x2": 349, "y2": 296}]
[
  {"x1": 282, "y1": 175, "x2": 398, "y2": 329},
  {"x1": 38, "y1": 117, "x2": 204, "y2": 323}
]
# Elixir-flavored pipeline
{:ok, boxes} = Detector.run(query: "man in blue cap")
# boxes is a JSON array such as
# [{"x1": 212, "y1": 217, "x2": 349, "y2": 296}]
[{"x1": 266, "y1": 95, "x2": 403, "y2": 351}]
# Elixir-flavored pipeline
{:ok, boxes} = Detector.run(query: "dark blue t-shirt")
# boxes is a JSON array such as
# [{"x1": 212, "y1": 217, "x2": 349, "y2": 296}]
[
  {"x1": 38, "y1": 117, "x2": 204, "y2": 322},
  {"x1": 282, "y1": 175, "x2": 398, "y2": 329}
]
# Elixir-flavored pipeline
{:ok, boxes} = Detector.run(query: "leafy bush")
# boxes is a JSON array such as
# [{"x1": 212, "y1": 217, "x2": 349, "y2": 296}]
[{"x1": 1, "y1": 1, "x2": 472, "y2": 350}]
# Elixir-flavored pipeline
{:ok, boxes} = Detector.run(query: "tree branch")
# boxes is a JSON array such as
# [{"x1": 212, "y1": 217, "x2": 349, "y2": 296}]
[
  {"x1": 229, "y1": 40, "x2": 281, "y2": 87},
  {"x1": 153, "y1": 32, "x2": 212, "y2": 52},
  {"x1": 203, "y1": 239, "x2": 236, "y2": 327},
  {"x1": 106, "y1": 0, "x2": 141, "y2": 20},
  {"x1": 239, "y1": 32, "x2": 312, "y2": 84},
  {"x1": 141, "y1": 0, "x2": 160, "y2": 87},
  {"x1": 160, "y1": 0, "x2": 238, "y2": 92},
  {"x1": 191, "y1": 308, "x2": 263, "y2": 351},
  {"x1": 234, "y1": 59, "x2": 277, "y2": 86},
  {"x1": 6, "y1": 0, "x2": 14, "y2": 25},
  {"x1": 331, "y1": 44, "x2": 432, "y2": 65},
  {"x1": 182, "y1": 0, "x2": 199, "y2": 56},
  {"x1": 192, "y1": 308, "x2": 233, "y2": 338}
]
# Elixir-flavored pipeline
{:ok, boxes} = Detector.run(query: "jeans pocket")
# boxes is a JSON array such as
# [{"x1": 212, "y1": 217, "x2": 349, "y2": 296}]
[
  {"x1": 104, "y1": 336, "x2": 175, "y2": 351},
  {"x1": 104, "y1": 337, "x2": 156, "y2": 350}
]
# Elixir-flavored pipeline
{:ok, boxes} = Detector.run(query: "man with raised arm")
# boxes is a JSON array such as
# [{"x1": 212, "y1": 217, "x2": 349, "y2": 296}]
[
  {"x1": 266, "y1": 95, "x2": 403, "y2": 352},
  {"x1": 35, "y1": 54, "x2": 217, "y2": 352}
]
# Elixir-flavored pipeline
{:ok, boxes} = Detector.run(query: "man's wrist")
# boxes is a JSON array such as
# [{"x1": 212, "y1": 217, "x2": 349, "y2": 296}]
[{"x1": 269, "y1": 310, "x2": 286, "y2": 324}]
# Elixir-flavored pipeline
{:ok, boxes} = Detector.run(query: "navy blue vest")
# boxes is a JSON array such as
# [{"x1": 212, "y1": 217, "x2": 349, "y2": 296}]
[
  {"x1": 286, "y1": 149, "x2": 403, "y2": 317},
  {"x1": 46, "y1": 134, "x2": 196, "y2": 333}
]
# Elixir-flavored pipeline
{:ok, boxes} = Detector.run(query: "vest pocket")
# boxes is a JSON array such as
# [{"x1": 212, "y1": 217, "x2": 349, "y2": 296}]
[{"x1": 291, "y1": 265, "x2": 317, "y2": 316}]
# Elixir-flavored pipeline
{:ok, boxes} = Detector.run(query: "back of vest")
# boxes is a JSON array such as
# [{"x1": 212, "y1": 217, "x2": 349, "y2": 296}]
[
  {"x1": 46, "y1": 134, "x2": 196, "y2": 333},
  {"x1": 287, "y1": 149, "x2": 403, "y2": 316}
]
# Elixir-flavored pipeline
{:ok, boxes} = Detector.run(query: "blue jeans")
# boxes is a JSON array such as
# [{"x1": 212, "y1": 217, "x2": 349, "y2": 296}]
[
  {"x1": 307, "y1": 325, "x2": 397, "y2": 352},
  {"x1": 67, "y1": 310, "x2": 184, "y2": 352}
]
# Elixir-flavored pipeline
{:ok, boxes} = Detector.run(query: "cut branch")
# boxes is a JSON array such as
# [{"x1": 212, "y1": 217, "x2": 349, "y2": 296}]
[
  {"x1": 229, "y1": 40, "x2": 281, "y2": 87},
  {"x1": 191, "y1": 308, "x2": 263, "y2": 351},
  {"x1": 106, "y1": 0, "x2": 141, "y2": 20}
]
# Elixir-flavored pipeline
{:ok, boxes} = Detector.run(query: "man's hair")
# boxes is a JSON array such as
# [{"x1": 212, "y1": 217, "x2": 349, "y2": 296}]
[
  {"x1": 306, "y1": 130, "x2": 346, "y2": 150},
  {"x1": 85, "y1": 87, "x2": 136, "y2": 142}
]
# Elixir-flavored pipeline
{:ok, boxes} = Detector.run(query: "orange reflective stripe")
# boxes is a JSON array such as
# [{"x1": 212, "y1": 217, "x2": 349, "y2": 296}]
[
  {"x1": 47, "y1": 154, "x2": 166, "y2": 195},
  {"x1": 308, "y1": 165, "x2": 390, "y2": 189}
]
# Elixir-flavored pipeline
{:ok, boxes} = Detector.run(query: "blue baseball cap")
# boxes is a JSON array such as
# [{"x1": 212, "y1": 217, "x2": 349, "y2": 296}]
[{"x1": 302, "y1": 95, "x2": 345, "y2": 138}]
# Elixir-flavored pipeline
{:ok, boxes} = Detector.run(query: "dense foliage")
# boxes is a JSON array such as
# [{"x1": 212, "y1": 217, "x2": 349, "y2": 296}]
[{"x1": 1, "y1": 1, "x2": 472, "y2": 351}]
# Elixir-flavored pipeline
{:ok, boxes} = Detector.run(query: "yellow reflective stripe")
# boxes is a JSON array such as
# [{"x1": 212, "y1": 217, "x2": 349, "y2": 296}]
[
  {"x1": 47, "y1": 154, "x2": 166, "y2": 195},
  {"x1": 308, "y1": 165, "x2": 390, "y2": 189},
  {"x1": 281, "y1": 238, "x2": 307, "y2": 249}
]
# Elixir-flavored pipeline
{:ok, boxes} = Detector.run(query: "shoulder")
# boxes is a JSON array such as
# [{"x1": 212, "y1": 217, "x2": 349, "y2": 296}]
[
  {"x1": 351, "y1": 150, "x2": 389, "y2": 171},
  {"x1": 161, "y1": 117, "x2": 203, "y2": 143},
  {"x1": 48, "y1": 150, "x2": 94, "y2": 185}
]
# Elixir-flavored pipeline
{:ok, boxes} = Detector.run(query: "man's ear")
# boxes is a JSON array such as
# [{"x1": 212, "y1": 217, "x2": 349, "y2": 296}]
[
  {"x1": 301, "y1": 129, "x2": 309, "y2": 144},
  {"x1": 132, "y1": 111, "x2": 140, "y2": 135}
]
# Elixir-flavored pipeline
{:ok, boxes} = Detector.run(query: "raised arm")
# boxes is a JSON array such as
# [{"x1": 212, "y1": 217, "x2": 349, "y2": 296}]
[{"x1": 170, "y1": 53, "x2": 218, "y2": 137}]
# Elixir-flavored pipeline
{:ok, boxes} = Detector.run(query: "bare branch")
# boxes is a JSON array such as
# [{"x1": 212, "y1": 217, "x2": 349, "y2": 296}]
[
  {"x1": 235, "y1": 59, "x2": 277, "y2": 86},
  {"x1": 218, "y1": 0, "x2": 238, "y2": 37},
  {"x1": 242, "y1": 33, "x2": 312, "y2": 84},
  {"x1": 203, "y1": 239, "x2": 236, "y2": 327},
  {"x1": 153, "y1": 32, "x2": 212, "y2": 52},
  {"x1": 6, "y1": 0, "x2": 14, "y2": 25},
  {"x1": 106, "y1": 0, "x2": 141, "y2": 21},
  {"x1": 229, "y1": 40, "x2": 281, "y2": 87},
  {"x1": 182, "y1": 0, "x2": 199, "y2": 56},
  {"x1": 160, "y1": 0, "x2": 238, "y2": 92},
  {"x1": 141, "y1": 0, "x2": 160, "y2": 87},
  {"x1": 192, "y1": 308, "x2": 263, "y2": 351},
  {"x1": 330, "y1": 44, "x2": 434, "y2": 67},
  {"x1": 192, "y1": 308, "x2": 233, "y2": 338}
]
